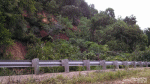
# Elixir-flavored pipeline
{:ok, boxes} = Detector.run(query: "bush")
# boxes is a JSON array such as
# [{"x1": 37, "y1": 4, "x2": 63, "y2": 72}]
[
  {"x1": 106, "y1": 40, "x2": 129, "y2": 52},
  {"x1": 25, "y1": 40, "x2": 81, "y2": 60},
  {"x1": 130, "y1": 47, "x2": 150, "y2": 61},
  {"x1": 0, "y1": 67, "x2": 34, "y2": 76},
  {"x1": 57, "y1": 15, "x2": 73, "y2": 28}
]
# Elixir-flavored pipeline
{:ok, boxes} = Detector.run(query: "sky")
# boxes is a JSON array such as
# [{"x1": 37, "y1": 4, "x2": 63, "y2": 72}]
[{"x1": 85, "y1": 0, "x2": 150, "y2": 30}]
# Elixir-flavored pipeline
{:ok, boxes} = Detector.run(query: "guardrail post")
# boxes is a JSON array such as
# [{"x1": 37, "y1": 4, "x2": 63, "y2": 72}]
[
  {"x1": 83, "y1": 60, "x2": 90, "y2": 71},
  {"x1": 32, "y1": 58, "x2": 39, "y2": 75},
  {"x1": 113, "y1": 61, "x2": 119, "y2": 69},
  {"x1": 100, "y1": 60, "x2": 106, "y2": 70},
  {"x1": 123, "y1": 61, "x2": 128, "y2": 69},
  {"x1": 62, "y1": 59, "x2": 69, "y2": 73},
  {"x1": 145, "y1": 61, "x2": 148, "y2": 67},
  {"x1": 132, "y1": 61, "x2": 136, "y2": 68},
  {"x1": 139, "y1": 61, "x2": 143, "y2": 67}
]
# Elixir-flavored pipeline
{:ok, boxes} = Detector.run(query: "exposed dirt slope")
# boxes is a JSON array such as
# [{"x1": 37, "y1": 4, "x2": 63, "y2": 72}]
[{"x1": 6, "y1": 41, "x2": 27, "y2": 60}]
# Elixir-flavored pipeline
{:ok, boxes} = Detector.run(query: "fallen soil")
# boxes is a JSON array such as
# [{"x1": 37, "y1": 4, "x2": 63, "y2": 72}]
[{"x1": 0, "y1": 67, "x2": 149, "y2": 84}]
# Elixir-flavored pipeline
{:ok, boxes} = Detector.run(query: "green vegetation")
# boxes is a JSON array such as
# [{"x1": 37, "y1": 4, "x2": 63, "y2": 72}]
[
  {"x1": 1, "y1": 68, "x2": 150, "y2": 84},
  {"x1": 0, "y1": 0, "x2": 150, "y2": 75},
  {"x1": 39, "y1": 68, "x2": 150, "y2": 84}
]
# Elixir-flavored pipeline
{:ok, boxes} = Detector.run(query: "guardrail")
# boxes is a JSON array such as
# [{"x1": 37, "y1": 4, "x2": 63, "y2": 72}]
[{"x1": 0, "y1": 58, "x2": 149, "y2": 75}]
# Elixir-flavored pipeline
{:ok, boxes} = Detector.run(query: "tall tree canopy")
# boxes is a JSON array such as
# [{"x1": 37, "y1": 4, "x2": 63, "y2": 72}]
[{"x1": 123, "y1": 15, "x2": 137, "y2": 25}]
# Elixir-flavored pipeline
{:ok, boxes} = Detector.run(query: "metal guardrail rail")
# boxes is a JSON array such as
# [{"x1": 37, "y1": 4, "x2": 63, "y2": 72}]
[
  {"x1": 0, "y1": 58, "x2": 149, "y2": 75},
  {"x1": 0, "y1": 60, "x2": 32, "y2": 68}
]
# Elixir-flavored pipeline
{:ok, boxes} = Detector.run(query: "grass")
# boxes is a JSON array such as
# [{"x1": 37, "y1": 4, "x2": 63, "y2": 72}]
[
  {"x1": 1, "y1": 67, "x2": 150, "y2": 84},
  {"x1": 15, "y1": 68, "x2": 149, "y2": 84}
]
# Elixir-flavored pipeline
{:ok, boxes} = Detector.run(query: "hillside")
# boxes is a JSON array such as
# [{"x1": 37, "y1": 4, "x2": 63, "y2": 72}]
[{"x1": 0, "y1": 0, "x2": 150, "y2": 74}]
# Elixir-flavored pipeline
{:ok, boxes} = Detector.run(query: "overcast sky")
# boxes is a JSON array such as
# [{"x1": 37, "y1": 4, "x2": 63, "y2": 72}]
[{"x1": 85, "y1": 0, "x2": 150, "y2": 30}]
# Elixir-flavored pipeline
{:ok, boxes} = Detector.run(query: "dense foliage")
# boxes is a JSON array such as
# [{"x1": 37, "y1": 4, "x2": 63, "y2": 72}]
[{"x1": 0, "y1": 0, "x2": 150, "y2": 63}]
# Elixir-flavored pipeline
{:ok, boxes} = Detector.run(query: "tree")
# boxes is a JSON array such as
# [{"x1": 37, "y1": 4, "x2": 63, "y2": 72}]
[
  {"x1": 79, "y1": 0, "x2": 91, "y2": 18},
  {"x1": 61, "y1": 0, "x2": 77, "y2": 6},
  {"x1": 34, "y1": 2, "x2": 43, "y2": 12},
  {"x1": 0, "y1": 12, "x2": 12, "y2": 46},
  {"x1": 61, "y1": 5, "x2": 80, "y2": 19},
  {"x1": 106, "y1": 40, "x2": 130, "y2": 52},
  {"x1": 89, "y1": 4, "x2": 98, "y2": 17},
  {"x1": 45, "y1": 0, "x2": 59, "y2": 15},
  {"x1": 90, "y1": 10, "x2": 115, "y2": 41},
  {"x1": 144, "y1": 28, "x2": 150, "y2": 46},
  {"x1": 0, "y1": 11, "x2": 13, "y2": 59},
  {"x1": 0, "y1": 0, "x2": 36, "y2": 40},
  {"x1": 123, "y1": 15, "x2": 136, "y2": 25},
  {"x1": 76, "y1": 17, "x2": 91, "y2": 40},
  {"x1": 18, "y1": 0, "x2": 36, "y2": 15},
  {"x1": 61, "y1": 5, "x2": 81, "y2": 26},
  {"x1": 107, "y1": 20, "x2": 147, "y2": 52},
  {"x1": 105, "y1": 8, "x2": 115, "y2": 18}
]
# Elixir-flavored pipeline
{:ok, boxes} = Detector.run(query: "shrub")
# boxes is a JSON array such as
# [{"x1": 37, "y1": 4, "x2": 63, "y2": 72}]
[
  {"x1": 106, "y1": 40, "x2": 130, "y2": 52},
  {"x1": 25, "y1": 40, "x2": 81, "y2": 60}
]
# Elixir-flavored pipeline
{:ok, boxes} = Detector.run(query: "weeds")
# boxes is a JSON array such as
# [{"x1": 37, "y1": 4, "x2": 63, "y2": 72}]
[
  {"x1": 1, "y1": 68, "x2": 150, "y2": 84},
  {"x1": 25, "y1": 68, "x2": 146, "y2": 84}
]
